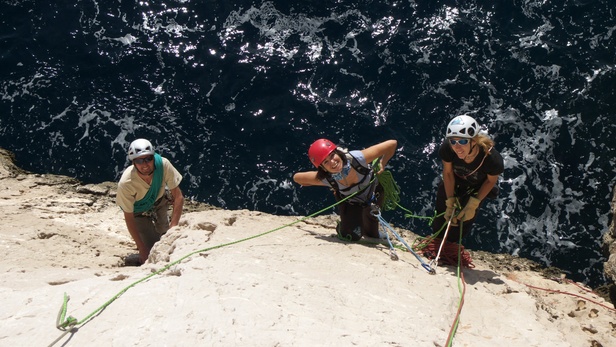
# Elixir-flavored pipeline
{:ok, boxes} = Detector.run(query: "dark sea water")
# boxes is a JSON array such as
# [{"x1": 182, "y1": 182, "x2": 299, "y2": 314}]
[{"x1": 1, "y1": 0, "x2": 615, "y2": 287}]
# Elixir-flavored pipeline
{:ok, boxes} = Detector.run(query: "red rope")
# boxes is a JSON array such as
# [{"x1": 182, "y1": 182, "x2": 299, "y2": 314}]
[
  {"x1": 412, "y1": 236, "x2": 470, "y2": 346},
  {"x1": 415, "y1": 237, "x2": 475, "y2": 268},
  {"x1": 414, "y1": 236, "x2": 616, "y2": 346},
  {"x1": 446, "y1": 270, "x2": 466, "y2": 346},
  {"x1": 507, "y1": 276, "x2": 616, "y2": 313}
]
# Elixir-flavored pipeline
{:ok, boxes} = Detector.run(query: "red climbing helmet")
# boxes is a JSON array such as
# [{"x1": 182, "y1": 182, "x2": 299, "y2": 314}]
[{"x1": 308, "y1": 138, "x2": 337, "y2": 167}]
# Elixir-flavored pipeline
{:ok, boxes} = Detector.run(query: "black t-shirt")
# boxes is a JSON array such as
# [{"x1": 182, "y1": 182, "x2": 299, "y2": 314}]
[{"x1": 439, "y1": 140, "x2": 504, "y2": 190}]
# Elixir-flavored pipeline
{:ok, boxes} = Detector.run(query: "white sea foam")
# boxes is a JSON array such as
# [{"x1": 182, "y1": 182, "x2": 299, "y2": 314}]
[{"x1": 1, "y1": 0, "x2": 613, "y2": 285}]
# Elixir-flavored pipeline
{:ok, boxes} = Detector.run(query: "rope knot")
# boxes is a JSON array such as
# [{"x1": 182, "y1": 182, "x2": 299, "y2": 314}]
[{"x1": 57, "y1": 316, "x2": 78, "y2": 330}]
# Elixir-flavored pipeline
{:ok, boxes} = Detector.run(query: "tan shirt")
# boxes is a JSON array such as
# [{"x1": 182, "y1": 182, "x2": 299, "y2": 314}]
[{"x1": 116, "y1": 157, "x2": 182, "y2": 213}]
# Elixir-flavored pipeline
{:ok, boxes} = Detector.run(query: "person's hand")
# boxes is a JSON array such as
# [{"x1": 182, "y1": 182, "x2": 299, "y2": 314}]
[
  {"x1": 444, "y1": 197, "x2": 457, "y2": 222},
  {"x1": 372, "y1": 156, "x2": 384, "y2": 175},
  {"x1": 139, "y1": 247, "x2": 150, "y2": 265},
  {"x1": 456, "y1": 197, "x2": 481, "y2": 222},
  {"x1": 376, "y1": 158, "x2": 385, "y2": 174}
]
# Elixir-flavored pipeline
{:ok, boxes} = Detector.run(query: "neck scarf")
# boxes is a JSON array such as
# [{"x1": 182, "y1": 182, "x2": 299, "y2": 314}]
[{"x1": 331, "y1": 162, "x2": 351, "y2": 181}]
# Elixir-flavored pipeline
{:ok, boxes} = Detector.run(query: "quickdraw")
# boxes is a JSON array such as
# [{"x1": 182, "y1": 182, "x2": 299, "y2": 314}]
[{"x1": 372, "y1": 206, "x2": 435, "y2": 274}]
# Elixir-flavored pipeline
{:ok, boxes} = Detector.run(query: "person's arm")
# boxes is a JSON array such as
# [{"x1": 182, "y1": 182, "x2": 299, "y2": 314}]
[
  {"x1": 123, "y1": 212, "x2": 150, "y2": 264},
  {"x1": 293, "y1": 171, "x2": 328, "y2": 187},
  {"x1": 455, "y1": 173, "x2": 499, "y2": 223},
  {"x1": 442, "y1": 160, "x2": 456, "y2": 198},
  {"x1": 475, "y1": 174, "x2": 499, "y2": 201},
  {"x1": 161, "y1": 158, "x2": 184, "y2": 228},
  {"x1": 360, "y1": 139, "x2": 398, "y2": 174},
  {"x1": 168, "y1": 186, "x2": 184, "y2": 228},
  {"x1": 441, "y1": 160, "x2": 458, "y2": 222}
]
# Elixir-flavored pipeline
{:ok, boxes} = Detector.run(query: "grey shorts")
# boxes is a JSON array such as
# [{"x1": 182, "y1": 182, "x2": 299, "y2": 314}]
[{"x1": 134, "y1": 196, "x2": 170, "y2": 249}]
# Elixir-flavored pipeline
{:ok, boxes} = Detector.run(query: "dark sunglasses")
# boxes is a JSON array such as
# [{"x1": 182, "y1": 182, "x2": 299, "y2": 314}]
[
  {"x1": 133, "y1": 156, "x2": 154, "y2": 165},
  {"x1": 449, "y1": 139, "x2": 469, "y2": 146}
]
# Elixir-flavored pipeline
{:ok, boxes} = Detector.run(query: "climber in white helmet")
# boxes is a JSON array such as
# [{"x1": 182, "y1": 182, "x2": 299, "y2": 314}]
[{"x1": 116, "y1": 138, "x2": 184, "y2": 264}]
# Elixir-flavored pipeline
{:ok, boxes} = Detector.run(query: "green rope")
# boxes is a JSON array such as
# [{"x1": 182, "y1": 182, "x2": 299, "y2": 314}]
[
  {"x1": 376, "y1": 170, "x2": 400, "y2": 211},
  {"x1": 53, "y1": 185, "x2": 368, "y2": 338},
  {"x1": 52, "y1": 162, "x2": 424, "y2": 344},
  {"x1": 374, "y1": 164, "x2": 435, "y2": 223},
  {"x1": 56, "y1": 293, "x2": 77, "y2": 330},
  {"x1": 396, "y1": 202, "x2": 439, "y2": 224},
  {"x1": 374, "y1": 162, "x2": 443, "y2": 253}
]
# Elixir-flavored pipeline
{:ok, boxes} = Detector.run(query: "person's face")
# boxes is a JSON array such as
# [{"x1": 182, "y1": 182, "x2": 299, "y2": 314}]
[
  {"x1": 448, "y1": 138, "x2": 472, "y2": 159},
  {"x1": 321, "y1": 152, "x2": 343, "y2": 173},
  {"x1": 133, "y1": 155, "x2": 154, "y2": 175}
]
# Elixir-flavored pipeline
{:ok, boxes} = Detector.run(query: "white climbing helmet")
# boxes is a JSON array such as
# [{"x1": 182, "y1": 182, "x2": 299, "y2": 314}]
[
  {"x1": 446, "y1": 115, "x2": 480, "y2": 138},
  {"x1": 127, "y1": 139, "x2": 155, "y2": 160}
]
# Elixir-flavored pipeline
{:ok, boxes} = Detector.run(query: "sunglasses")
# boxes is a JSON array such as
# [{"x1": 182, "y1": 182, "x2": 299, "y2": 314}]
[
  {"x1": 133, "y1": 156, "x2": 154, "y2": 165},
  {"x1": 449, "y1": 139, "x2": 469, "y2": 146}
]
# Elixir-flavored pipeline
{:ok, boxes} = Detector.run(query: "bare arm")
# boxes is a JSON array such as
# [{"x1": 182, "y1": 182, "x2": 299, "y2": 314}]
[
  {"x1": 360, "y1": 139, "x2": 398, "y2": 174},
  {"x1": 442, "y1": 161, "x2": 456, "y2": 198},
  {"x1": 168, "y1": 186, "x2": 184, "y2": 228},
  {"x1": 475, "y1": 174, "x2": 499, "y2": 201},
  {"x1": 123, "y1": 212, "x2": 149, "y2": 264},
  {"x1": 293, "y1": 171, "x2": 329, "y2": 187}
]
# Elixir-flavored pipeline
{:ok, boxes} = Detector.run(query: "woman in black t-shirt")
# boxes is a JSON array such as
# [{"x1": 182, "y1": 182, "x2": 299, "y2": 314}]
[{"x1": 432, "y1": 115, "x2": 504, "y2": 242}]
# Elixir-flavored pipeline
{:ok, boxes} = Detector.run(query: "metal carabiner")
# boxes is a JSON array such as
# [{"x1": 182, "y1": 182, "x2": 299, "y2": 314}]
[{"x1": 370, "y1": 203, "x2": 381, "y2": 217}]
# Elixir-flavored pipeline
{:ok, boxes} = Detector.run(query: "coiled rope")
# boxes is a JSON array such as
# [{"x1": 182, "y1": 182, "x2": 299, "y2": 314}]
[
  {"x1": 375, "y1": 169, "x2": 400, "y2": 211},
  {"x1": 409, "y1": 197, "x2": 475, "y2": 269},
  {"x1": 412, "y1": 225, "x2": 475, "y2": 269}
]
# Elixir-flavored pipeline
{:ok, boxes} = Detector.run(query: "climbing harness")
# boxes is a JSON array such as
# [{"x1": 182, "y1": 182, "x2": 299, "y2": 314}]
[
  {"x1": 372, "y1": 206, "x2": 435, "y2": 274},
  {"x1": 324, "y1": 151, "x2": 376, "y2": 201}
]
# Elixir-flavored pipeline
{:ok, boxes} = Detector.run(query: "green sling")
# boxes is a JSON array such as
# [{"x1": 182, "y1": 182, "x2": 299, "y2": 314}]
[{"x1": 133, "y1": 153, "x2": 164, "y2": 213}]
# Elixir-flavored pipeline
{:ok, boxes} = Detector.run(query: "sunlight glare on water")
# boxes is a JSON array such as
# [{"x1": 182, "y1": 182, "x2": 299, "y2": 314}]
[{"x1": 0, "y1": 0, "x2": 615, "y2": 287}]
